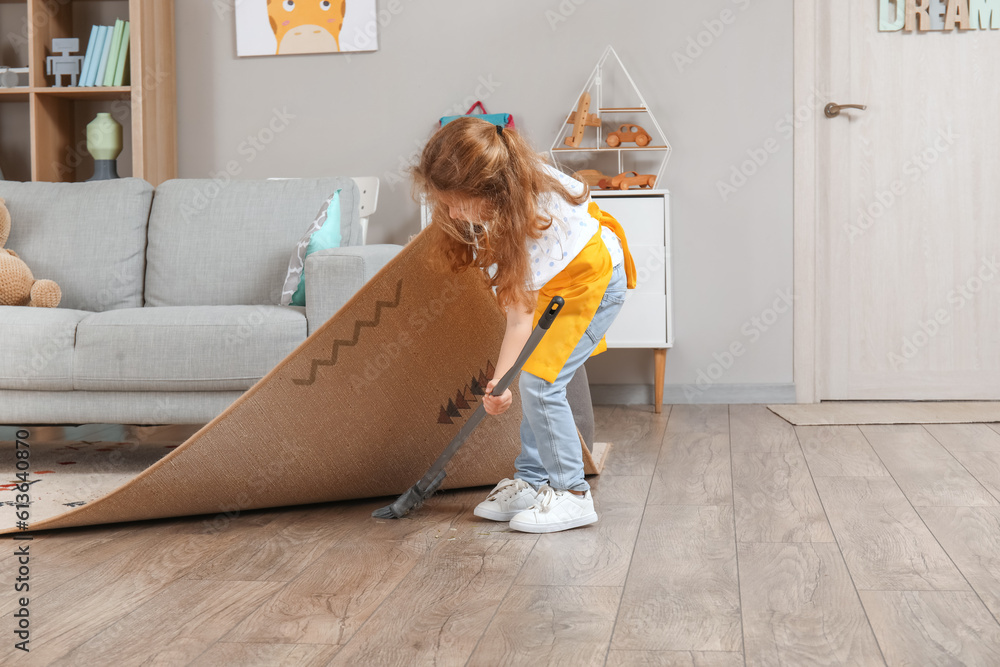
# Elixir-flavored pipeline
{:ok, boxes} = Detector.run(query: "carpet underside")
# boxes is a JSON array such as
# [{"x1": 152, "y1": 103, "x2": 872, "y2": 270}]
[{"x1": 2, "y1": 228, "x2": 607, "y2": 533}]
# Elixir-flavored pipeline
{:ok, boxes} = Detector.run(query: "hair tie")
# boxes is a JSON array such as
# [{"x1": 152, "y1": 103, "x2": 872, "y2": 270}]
[{"x1": 496, "y1": 124, "x2": 504, "y2": 136}]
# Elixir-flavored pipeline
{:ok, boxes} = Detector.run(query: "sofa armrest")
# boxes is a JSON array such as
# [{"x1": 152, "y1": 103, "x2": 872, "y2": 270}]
[{"x1": 304, "y1": 244, "x2": 403, "y2": 335}]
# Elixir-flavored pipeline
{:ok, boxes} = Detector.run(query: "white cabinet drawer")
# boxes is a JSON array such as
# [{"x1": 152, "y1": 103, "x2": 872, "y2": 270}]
[
  {"x1": 629, "y1": 244, "x2": 667, "y2": 295},
  {"x1": 606, "y1": 292, "x2": 668, "y2": 348},
  {"x1": 591, "y1": 194, "x2": 665, "y2": 247}
]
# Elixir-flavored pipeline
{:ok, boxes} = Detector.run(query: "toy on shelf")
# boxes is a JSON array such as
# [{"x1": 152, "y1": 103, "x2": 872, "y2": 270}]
[
  {"x1": 46, "y1": 38, "x2": 85, "y2": 87},
  {"x1": 606, "y1": 124, "x2": 652, "y2": 148},
  {"x1": 609, "y1": 171, "x2": 656, "y2": 190},
  {"x1": 563, "y1": 92, "x2": 601, "y2": 148},
  {"x1": 572, "y1": 169, "x2": 613, "y2": 190},
  {"x1": 0, "y1": 66, "x2": 29, "y2": 89}
]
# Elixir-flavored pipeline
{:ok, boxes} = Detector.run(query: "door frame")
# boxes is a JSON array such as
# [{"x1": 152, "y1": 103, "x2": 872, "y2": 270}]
[{"x1": 793, "y1": 0, "x2": 821, "y2": 403}]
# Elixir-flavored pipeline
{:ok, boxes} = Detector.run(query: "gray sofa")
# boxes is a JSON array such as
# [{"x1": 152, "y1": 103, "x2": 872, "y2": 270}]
[{"x1": 0, "y1": 176, "x2": 402, "y2": 425}]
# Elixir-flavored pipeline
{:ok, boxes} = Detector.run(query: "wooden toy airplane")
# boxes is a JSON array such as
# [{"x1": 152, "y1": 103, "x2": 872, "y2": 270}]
[{"x1": 564, "y1": 92, "x2": 601, "y2": 148}]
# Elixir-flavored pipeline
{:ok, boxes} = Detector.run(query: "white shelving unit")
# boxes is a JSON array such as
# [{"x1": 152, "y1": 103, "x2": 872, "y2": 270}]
[{"x1": 549, "y1": 46, "x2": 672, "y2": 187}]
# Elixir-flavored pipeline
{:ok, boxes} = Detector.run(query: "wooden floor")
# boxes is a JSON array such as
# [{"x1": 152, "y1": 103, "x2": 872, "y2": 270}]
[{"x1": 5, "y1": 405, "x2": 1000, "y2": 665}]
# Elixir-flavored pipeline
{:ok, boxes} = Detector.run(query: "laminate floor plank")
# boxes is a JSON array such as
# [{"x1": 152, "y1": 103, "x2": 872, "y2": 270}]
[
  {"x1": 648, "y1": 405, "x2": 731, "y2": 507},
  {"x1": 938, "y1": 449, "x2": 1000, "y2": 504},
  {"x1": 860, "y1": 425, "x2": 998, "y2": 507},
  {"x1": 729, "y1": 404, "x2": 800, "y2": 454},
  {"x1": 50, "y1": 578, "x2": 283, "y2": 666},
  {"x1": 605, "y1": 651, "x2": 745, "y2": 666},
  {"x1": 189, "y1": 642, "x2": 340, "y2": 667},
  {"x1": 796, "y1": 425, "x2": 890, "y2": 477},
  {"x1": 0, "y1": 522, "x2": 150, "y2": 613},
  {"x1": 918, "y1": 505, "x2": 1000, "y2": 620},
  {"x1": 738, "y1": 542, "x2": 883, "y2": 666},
  {"x1": 989, "y1": 423, "x2": 1000, "y2": 438},
  {"x1": 515, "y1": 473, "x2": 648, "y2": 587},
  {"x1": 611, "y1": 505, "x2": 741, "y2": 652},
  {"x1": 186, "y1": 502, "x2": 374, "y2": 583},
  {"x1": 222, "y1": 499, "x2": 481, "y2": 646},
  {"x1": 812, "y1": 476, "x2": 969, "y2": 591},
  {"x1": 466, "y1": 585, "x2": 621, "y2": 666},
  {"x1": 925, "y1": 423, "x2": 1000, "y2": 453},
  {"x1": 859, "y1": 590, "x2": 1000, "y2": 666},
  {"x1": 665, "y1": 404, "x2": 730, "y2": 433},
  {"x1": 326, "y1": 538, "x2": 536, "y2": 666},
  {"x1": 733, "y1": 452, "x2": 835, "y2": 543},
  {"x1": 0, "y1": 511, "x2": 281, "y2": 664},
  {"x1": 597, "y1": 405, "x2": 670, "y2": 477}
]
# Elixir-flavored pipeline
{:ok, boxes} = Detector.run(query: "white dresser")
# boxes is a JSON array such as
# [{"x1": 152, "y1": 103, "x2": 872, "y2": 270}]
[{"x1": 591, "y1": 190, "x2": 673, "y2": 412}]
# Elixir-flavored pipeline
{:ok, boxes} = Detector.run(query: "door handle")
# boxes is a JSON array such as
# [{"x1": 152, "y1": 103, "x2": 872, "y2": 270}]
[{"x1": 825, "y1": 103, "x2": 867, "y2": 118}]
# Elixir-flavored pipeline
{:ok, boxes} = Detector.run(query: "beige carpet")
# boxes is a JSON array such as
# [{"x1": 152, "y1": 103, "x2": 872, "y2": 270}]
[
  {"x1": 768, "y1": 402, "x2": 1000, "y2": 426},
  {"x1": 1, "y1": 227, "x2": 607, "y2": 534}
]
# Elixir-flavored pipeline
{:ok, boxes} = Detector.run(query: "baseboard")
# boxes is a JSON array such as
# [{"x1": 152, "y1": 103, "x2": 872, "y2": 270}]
[{"x1": 590, "y1": 383, "x2": 797, "y2": 405}]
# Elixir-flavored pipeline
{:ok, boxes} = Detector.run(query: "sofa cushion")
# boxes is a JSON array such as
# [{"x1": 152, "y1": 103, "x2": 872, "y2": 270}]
[
  {"x1": 144, "y1": 178, "x2": 361, "y2": 307},
  {"x1": 0, "y1": 307, "x2": 93, "y2": 390},
  {"x1": 73, "y1": 305, "x2": 307, "y2": 391},
  {"x1": 0, "y1": 178, "x2": 154, "y2": 311}
]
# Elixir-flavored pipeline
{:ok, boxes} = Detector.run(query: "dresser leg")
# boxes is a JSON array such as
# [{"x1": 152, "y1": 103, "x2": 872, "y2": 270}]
[{"x1": 653, "y1": 348, "x2": 667, "y2": 413}]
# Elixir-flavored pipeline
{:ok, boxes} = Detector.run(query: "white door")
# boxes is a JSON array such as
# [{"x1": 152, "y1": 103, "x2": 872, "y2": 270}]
[{"x1": 817, "y1": 0, "x2": 1000, "y2": 399}]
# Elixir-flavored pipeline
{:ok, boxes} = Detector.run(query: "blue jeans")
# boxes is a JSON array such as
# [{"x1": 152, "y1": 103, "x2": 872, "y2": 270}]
[{"x1": 515, "y1": 261, "x2": 628, "y2": 492}]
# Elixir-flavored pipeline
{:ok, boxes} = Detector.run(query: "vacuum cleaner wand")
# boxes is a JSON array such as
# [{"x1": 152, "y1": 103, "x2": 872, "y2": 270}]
[{"x1": 373, "y1": 296, "x2": 565, "y2": 519}]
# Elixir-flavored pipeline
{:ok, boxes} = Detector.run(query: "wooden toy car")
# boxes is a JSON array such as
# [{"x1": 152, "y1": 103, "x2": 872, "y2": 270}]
[
  {"x1": 571, "y1": 169, "x2": 612, "y2": 190},
  {"x1": 610, "y1": 171, "x2": 656, "y2": 190},
  {"x1": 606, "y1": 124, "x2": 652, "y2": 147}
]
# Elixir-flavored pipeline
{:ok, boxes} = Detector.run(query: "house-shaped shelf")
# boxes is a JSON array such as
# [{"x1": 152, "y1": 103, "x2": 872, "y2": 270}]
[{"x1": 550, "y1": 46, "x2": 671, "y2": 188}]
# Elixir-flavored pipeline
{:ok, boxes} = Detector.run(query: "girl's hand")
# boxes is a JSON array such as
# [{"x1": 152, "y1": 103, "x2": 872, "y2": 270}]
[{"x1": 483, "y1": 379, "x2": 512, "y2": 416}]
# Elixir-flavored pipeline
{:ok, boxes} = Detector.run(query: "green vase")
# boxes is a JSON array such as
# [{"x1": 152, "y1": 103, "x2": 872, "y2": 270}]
[{"x1": 86, "y1": 112, "x2": 122, "y2": 181}]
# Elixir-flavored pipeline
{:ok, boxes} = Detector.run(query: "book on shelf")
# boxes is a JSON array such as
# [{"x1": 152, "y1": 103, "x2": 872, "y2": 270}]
[
  {"x1": 94, "y1": 25, "x2": 114, "y2": 86},
  {"x1": 113, "y1": 22, "x2": 131, "y2": 86},
  {"x1": 79, "y1": 25, "x2": 99, "y2": 86},
  {"x1": 84, "y1": 26, "x2": 109, "y2": 86},
  {"x1": 81, "y1": 25, "x2": 106, "y2": 86},
  {"x1": 103, "y1": 20, "x2": 124, "y2": 87}
]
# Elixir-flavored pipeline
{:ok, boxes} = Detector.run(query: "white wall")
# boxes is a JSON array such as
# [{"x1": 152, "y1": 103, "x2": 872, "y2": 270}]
[{"x1": 174, "y1": 0, "x2": 794, "y2": 403}]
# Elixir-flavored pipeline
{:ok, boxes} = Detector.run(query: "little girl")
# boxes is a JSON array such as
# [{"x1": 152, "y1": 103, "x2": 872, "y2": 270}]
[{"x1": 413, "y1": 117, "x2": 636, "y2": 533}]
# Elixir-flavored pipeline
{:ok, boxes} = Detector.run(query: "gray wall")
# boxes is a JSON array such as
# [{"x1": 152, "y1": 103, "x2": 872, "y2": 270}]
[{"x1": 175, "y1": 0, "x2": 794, "y2": 403}]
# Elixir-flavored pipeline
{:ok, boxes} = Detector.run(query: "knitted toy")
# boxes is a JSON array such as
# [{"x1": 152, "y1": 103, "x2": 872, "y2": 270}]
[{"x1": 0, "y1": 198, "x2": 61, "y2": 308}]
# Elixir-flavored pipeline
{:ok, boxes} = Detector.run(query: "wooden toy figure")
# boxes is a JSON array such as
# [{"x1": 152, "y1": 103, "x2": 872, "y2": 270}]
[
  {"x1": 46, "y1": 38, "x2": 85, "y2": 87},
  {"x1": 563, "y1": 92, "x2": 601, "y2": 148},
  {"x1": 606, "y1": 124, "x2": 652, "y2": 148}
]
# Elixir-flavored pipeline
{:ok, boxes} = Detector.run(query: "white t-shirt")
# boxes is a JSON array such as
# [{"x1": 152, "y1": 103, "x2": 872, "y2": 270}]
[{"x1": 526, "y1": 164, "x2": 624, "y2": 291}]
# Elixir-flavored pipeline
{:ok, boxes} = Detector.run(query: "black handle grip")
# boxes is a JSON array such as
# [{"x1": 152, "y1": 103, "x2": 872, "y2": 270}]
[{"x1": 538, "y1": 296, "x2": 565, "y2": 330}]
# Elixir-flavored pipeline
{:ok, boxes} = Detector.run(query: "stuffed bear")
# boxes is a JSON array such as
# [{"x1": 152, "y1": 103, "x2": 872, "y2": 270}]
[{"x1": 0, "y1": 197, "x2": 61, "y2": 308}]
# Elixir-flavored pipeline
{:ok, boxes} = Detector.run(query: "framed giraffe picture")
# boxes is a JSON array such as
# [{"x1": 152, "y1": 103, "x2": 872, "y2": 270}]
[{"x1": 236, "y1": 0, "x2": 379, "y2": 57}]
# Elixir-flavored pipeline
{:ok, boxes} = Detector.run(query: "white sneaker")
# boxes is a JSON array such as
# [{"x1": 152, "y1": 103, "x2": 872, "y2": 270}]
[
  {"x1": 473, "y1": 478, "x2": 540, "y2": 521},
  {"x1": 508, "y1": 485, "x2": 598, "y2": 533}
]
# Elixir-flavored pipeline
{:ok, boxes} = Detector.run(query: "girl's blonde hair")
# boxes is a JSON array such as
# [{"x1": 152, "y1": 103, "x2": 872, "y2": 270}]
[{"x1": 412, "y1": 117, "x2": 589, "y2": 312}]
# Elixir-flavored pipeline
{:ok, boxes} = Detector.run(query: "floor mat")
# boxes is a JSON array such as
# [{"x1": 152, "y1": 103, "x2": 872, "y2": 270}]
[{"x1": 768, "y1": 401, "x2": 1000, "y2": 426}]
